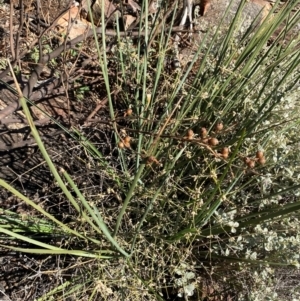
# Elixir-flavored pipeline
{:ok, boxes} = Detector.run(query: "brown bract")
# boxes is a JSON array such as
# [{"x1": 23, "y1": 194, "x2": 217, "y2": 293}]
[
  {"x1": 221, "y1": 147, "x2": 229, "y2": 159},
  {"x1": 215, "y1": 122, "x2": 224, "y2": 132},
  {"x1": 200, "y1": 127, "x2": 208, "y2": 138},
  {"x1": 208, "y1": 137, "x2": 219, "y2": 146},
  {"x1": 124, "y1": 136, "x2": 131, "y2": 143},
  {"x1": 124, "y1": 108, "x2": 133, "y2": 117},
  {"x1": 244, "y1": 157, "x2": 251, "y2": 164},
  {"x1": 247, "y1": 160, "x2": 256, "y2": 168},
  {"x1": 256, "y1": 150, "x2": 264, "y2": 159},
  {"x1": 118, "y1": 141, "x2": 125, "y2": 149},
  {"x1": 146, "y1": 156, "x2": 160, "y2": 165},
  {"x1": 186, "y1": 129, "x2": 194, "y2": 140},
  {"x1": 258, "y1": 156, "x2": 266, "y2": 165}
]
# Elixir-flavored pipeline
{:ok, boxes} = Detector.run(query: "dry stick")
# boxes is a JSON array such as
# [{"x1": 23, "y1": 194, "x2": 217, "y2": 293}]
[
  {"x1": 30, "y1": 57, "x2": 106, "y2": 101},
  {"x1": 84, "y1": 86, "x2": 121, "y2": 124},
  {"x1": 84, "y1": 97, "x2": 108, "y2": 124},
  {"x1": 63, "y1": 6, "x2": 93, "y2": 125},
  {"x1": 0, "y1": 4, "x2": 195, "y2": 83},
  {"x1": 0, "y1": 74, "x2": 69, "y2": 122},
  {"x1": 9, "y1": 1, "x2": 15, "y2": 60},
  {"x1": 0, "y1": 60, "x2": 103, "y2": 123},
  {"x1": 0, "y1": 3, "x2": 73, "y2": 81},
  {"x1": 0, "y1": 138, "x2": 37, "y2": 151},
  {"x1": 0, "y1": 116, "x2": 50, "y2": 127},
  {"x1": 0, "y1": 20, "x2": 197, "y2": 120},
  {"x1": 0, "y1": 27, "x2": 141, "y2": 120},
  {"x1": 0, "y1": 34, "x2": 87, "y2": 119},
  {"x1": 88, "y1": 118, "x2": 221, "y2": 158},
  {"x1": 62, "y1": 7, "x2": 80, "y2": 125},
  {"x1": 37, "y1": 0, "x2": 44, "y2": 112},
  {"x1": 15, "y1": 0, "x2": 24, "y2": 65},
  {"x1": 149, "y1": 96, "x2": 184, "y2": 154},
  {"x1": 35, "y1": 0, "x2": 41, "y2": 35},
  {"x1": 147, "y1": 1, "x2": 179, "y2": 52}
]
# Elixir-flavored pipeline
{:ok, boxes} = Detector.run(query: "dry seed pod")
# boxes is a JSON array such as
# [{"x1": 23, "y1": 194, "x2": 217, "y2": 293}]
[
  {"x1": 120, "y1": 128, "x2": 127, "y2": 135},
  {"x1": 124, "y1": 108, "x2": 133, "y2": 117},
  {"x1": 244, "y1": 157, "x2": 251, "y2": 164},
  {"x1": 221, "y1": 147, "x2": 229, "y2": 159},
  {"x1": 215, "y1": 122, "x2": 224, "y2": 132},
  {"x1": 200, "y1": 127, "x2": 208, "y2": 138},
  {"x1": 124, "y1": 136, "x2": 131, "y2": 143},
  {"x1": 146, "y1": 156, "x2": 159, "y2": 165},
  {"x1": 123, "y1": 136, "x2": 131, "y2": 148},
  {"x1": 256, "y1": 150, "x2": 264, "y2": 159},
  {"x1": 221, "y1": 147, "x2": 229, "y2": 154},
  {"x1": 258, "y1": 156, "x2": 266, "y2": 165},
  {"x1": 208, "y1": 137, "x2": 219, "y2": 146},
  {"x1": 222, "y1": 153, "x2": 229, "y2": 159},
  {"x1": 118, "y1": 141, "x2": 125, "y2": 149},
  {"x1": 186, "y1": 129, "x2": 194, "y2": 140},
  {"x1": 247, "y1": 160, "x2": 255, "y2": 169}
]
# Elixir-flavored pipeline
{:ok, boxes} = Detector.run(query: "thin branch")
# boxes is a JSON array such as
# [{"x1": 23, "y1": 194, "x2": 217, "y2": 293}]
[{"x1": 9, "y1": 0, "x2": 15, "y2": 60}]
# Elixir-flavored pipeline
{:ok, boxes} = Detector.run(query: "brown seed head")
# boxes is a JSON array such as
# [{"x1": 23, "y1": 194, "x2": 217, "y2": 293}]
[
  {"x1": 247, "y1": 160, "x2": 255, "y2": 168},
  {"x1": 186, "y1": 129, "x2": 194, "y2": 140},
  {"x1": 244, "y1": 157, "x2": 251, "y2": 164},
  {"x1": 222, "y1": 147, "x2": 229, "y2": 154},
  {"x1": 125, "y1": 108, "x2": 133, "y2": 116},
  {"x1": 146, "y1": 156, "x2": 159, "y2": 165},
  {"x1": 221, "y1": 147, "x2": 229, "y2": 158},
  {"x1": 258, "y1": 156, "x2": 266, "y2": 165},
  {"x1": 200, "y1": 127, "x2": 207, "y2": 138},
  {"x1": 222, "y1": 153, "x2": 229, "y2": 159},
  {"x1": 215, "y1": 122, "x2": 224, "y2": 132},
  {"x1": 256, "y1": 150, "x2": 264, "y2": 159},
  {"x1": 118, "y1": 141, "x2": 124, "y2": 149},
  {"x1": 124, "y1": 136, "x2": 131, "y2": 143},
  {"x1": 208, "y1": 137, "x2": 219, "y2": 146}
]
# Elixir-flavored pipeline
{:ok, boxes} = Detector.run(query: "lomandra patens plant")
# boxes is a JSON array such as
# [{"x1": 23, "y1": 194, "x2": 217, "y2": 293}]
[
  {"x1": 0, "y1": 0, "x2": 300, "y2": 299},
  {"x1": 114, "y1": 1, "x2": 300, "y2": 298}
]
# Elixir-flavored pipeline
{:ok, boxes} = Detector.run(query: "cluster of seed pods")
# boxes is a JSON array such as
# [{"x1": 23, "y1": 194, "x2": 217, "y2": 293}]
[
  {"x1": 244, "y1": 150, "x2": 266, "y2": 168},
  {"x1": 185, "y1": 122, "x2": 266, "y2": 167},
  {"x1": 185, "y1": 122, "x2": 228, "y2": 157},
  {"x1": 186, "y1": 123, "x2": 222, "y2": 143},
  {"x1": 118, "y1": 113, "x2": 266, "y2": 168},
  {"x1": 118, "y1": 136, "x2": 131, "y2": 149}
]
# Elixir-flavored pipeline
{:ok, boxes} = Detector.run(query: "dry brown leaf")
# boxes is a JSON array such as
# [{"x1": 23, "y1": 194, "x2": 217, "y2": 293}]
[
  {"x1": 84, "y1": 0, "x2": 119, "y2": 25},
  {"x1": 200, "y1": 0, "x2": 211, "y2": 16},
  {"x1": 124, "y1": 14, "x2": 136, "y2": 29},
  {"x1": 55, "y1": 5, "x2": 91, "y2": 40},
  {"x1": 148, "y1": 1, "x2": 158, "y2": 14},
  {"x1": 125, "y1": 0, "x2": 141, "y2": 13}
]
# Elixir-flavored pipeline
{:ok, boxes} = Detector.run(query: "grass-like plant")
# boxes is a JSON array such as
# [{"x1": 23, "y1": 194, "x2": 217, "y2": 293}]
[{"x1": 1, "y1": 0, "x2": 300, "y2": 299}]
